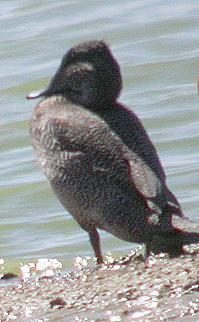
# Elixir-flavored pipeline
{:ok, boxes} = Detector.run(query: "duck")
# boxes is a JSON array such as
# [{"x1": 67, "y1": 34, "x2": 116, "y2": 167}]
[{"x1": 27, "y1": 40, "x2": 199, "y2": 263}]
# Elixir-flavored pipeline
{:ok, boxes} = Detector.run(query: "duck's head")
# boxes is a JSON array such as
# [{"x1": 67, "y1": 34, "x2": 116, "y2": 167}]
[{"x1": 27, "y1": 40, "x2": 122, "y2": 108}]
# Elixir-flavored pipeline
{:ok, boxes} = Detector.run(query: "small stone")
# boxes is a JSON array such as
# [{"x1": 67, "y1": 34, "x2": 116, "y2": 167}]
[{"x1": 50, "y1": 297, "x2": 66, "y2": 309}]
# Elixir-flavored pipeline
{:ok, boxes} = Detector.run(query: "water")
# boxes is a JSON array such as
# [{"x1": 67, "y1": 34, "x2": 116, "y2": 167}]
[{"x1": 1, "y1": 1, "x2": 199, "y2": 272}]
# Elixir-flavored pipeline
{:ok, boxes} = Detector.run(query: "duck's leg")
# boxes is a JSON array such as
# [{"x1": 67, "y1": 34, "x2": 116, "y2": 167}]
[{"x1": 89, "y1": 229, "x2": 103, "y2": 264}]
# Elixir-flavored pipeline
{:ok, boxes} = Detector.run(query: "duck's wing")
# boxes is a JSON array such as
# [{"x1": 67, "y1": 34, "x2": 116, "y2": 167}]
[{"x1": 44, "y1": 109, "x2": 181, "y2": 216}]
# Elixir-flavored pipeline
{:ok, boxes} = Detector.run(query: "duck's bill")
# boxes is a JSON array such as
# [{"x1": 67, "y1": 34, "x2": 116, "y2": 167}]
[{"x1": 26, "y1": 88, "x2": 47, "y2": 100}]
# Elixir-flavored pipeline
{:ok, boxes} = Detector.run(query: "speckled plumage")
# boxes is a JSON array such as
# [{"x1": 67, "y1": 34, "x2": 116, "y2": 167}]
[{"x1": 28, "y1": 40, "x2": 199, "y2": 262}]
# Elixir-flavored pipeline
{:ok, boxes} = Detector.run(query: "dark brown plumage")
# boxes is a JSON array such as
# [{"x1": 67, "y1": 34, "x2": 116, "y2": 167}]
[{"x1": 28, "y1": 40, "x2": 199, "y2": 263}]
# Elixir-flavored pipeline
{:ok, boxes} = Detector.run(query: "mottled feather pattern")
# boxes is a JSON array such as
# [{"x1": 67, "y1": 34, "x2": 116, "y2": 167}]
[{"x1": 29, "y1": 40, "x2": 199, "y2": 262}]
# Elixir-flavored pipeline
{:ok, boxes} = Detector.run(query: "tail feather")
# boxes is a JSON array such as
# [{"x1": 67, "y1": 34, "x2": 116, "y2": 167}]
[
  {"x1": 146, "y1": 216, "x2": 199, "y2": 257},
  {"x1": 172, "y1": 228, "x2": 199, "y2": 246}
]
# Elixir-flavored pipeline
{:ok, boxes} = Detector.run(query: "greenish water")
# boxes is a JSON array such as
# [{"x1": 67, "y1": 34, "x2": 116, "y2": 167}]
[{"x1": 0, "y1": 1, "x2": 199, "y2": 272}]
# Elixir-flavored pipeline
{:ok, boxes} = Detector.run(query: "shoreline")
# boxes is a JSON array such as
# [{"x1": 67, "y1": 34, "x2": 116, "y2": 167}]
[{"x1": 0, "y1": 247, "x2": 198, "y2": 321}]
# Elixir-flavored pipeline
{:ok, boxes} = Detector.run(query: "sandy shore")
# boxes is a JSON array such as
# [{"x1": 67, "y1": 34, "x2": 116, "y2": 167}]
[{"x1": 0, "y1": 246, "x2": 198, "y2": 322}]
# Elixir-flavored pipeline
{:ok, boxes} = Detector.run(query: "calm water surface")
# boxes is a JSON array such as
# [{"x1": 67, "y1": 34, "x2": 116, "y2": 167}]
[{"x1": 1, "y1": 1, "x2": 199, "y2": 271}]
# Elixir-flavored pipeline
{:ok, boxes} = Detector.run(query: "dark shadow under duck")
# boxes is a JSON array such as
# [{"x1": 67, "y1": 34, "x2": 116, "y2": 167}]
[{"x1": 27, "y1": 40, "x2": 199, "y2": 263}]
